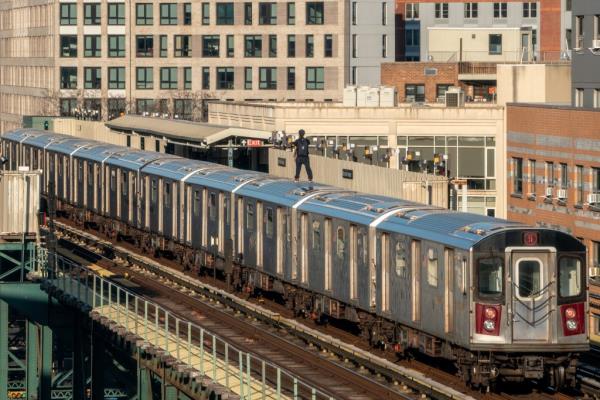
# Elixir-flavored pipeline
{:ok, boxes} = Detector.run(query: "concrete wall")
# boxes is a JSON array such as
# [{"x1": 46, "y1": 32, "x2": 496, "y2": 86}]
[
  {"x1": 269, "y1": 148, "x2": 448, "y2": 206},
  {"x1": 496, "y1": 64, "x2": 571, "y2": 106},
  {"x1": 571, "y1": 0, "x2": 600, "y2": 108}
]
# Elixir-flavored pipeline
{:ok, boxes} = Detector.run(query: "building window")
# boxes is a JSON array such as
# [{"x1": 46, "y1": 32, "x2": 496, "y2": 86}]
[
  {"x1": 306, "y1": 2, "x2": 324, "y2": 24},
  {"x1": 595, "y1": 15, "x2": 600, "y2": 40},
  {"x1": 136, "y1": 3, "x2": 153, "y2": 25},
  {"x1": 405, "y1": 84, "x2": 424, "y2": 102},
  {"x1": 259, "y1": 2, "x2": 277, "y2": 25},
  {"x1": 406, "y1": 29, "x2": 419, "y2": 46},
  {"x1": 184, "y1": 67, "x2": 192, "y2": 89},
  {"x1": 83, "y1": 99, "x2": 101, "y2": 120},
  {"x1": 202, "y1": 67, "x2": 210, "y2": 89},
  {"x1": 405, "y1": 2, "x2": 419, "y2": 19},
  {"x1": 60, "y1": 35, "x2": 78, "y2": 57},
  {"x1": 575, "y1": 88, "x2": 584, "y2": 107},
  {"x1": 244, "y1": 67, "x2": 252, "y2": 89},
  {"x1": 216, "y1": 3, "x2": 234, "y2": 25},
  {"x1": 435, "y1": 2, "x2": 448, "y2": 19},
  {"x1": 136, "y1": 99, "x2": 154, "y2": 115},
  {"x1": 203, "y1": 35, "x2": 220, "y2": 57},
  {"x1": 183, "y1": 3, "x2": 192, "y2": 24},
  {"x1": 245, "y1": 35, "x2": 262, "y2": 57},
  {"x1": 84, "y1": 3, "x2": 101, "y2": 25},
  {"x1": 523, "y1": 2, "x2": 537, "y2": 18},
  {"x1": 306, "y1": 35, "x2": 314, "y2": 57},
  {"x1": 436, "y1": 84, "x2": 451, "y2": 101},
  {"x1": 593, "y1": 167, "x2": 600, "y2": 194},
  {"x1": 159, "y1": 35, "x2": 168, "y2": 57},
  {"x1": 60, "y1": 98, "x2": 78, "y2": 116},
  {"x1": 489, "y1": 34, "x2": 502, "y2": 54},
  {"x1": 136, "y1": 36, "x2": 153, "y2": 57},
  {"x1": 160, "y1": 3, "x2": 177, "y2": 25},
  {"x1": 259, "y1": 67, "x2": 277, "y2": 89},
  {"x1": 84, "y1": 35, "x2": 101, "y2": 57},
  {"x1": 174, "y1": 35, "x2": 191, "y2": 57},
  {"x1": 351, "y1": 1, "x2": 357, "y2": 25},
  {"x1": 287, "y1": 35, "x2": 296, "y2": 57},
  {"x1": 202, "y1": 2, "x2": 210, "y2": 24},
  {"x1": 493, "y1": 2, "x2": 507, "y2": 18},
  {"x1": 382, "y1": 34, "x2": 387, "y2": 58},
  {"x1": 594, "y1": 241, "x2": 600, "y2": 268},
  {"x1": 287, "y1": 2, "x2": 295, "y2": 24},
  {"x1": 575, "y1": 16, "x2": 584, "y2": 49},
  {"x1": 464, "y1": 2, "x2": 478, "y2": 19},
  {"x1": 287, "y1": 67, "x2": 295, "y2": 89},
  {"x1": 594, "y1": 89, "x2": 600, "y2": 108},
  {"x1": 305, "y1": 67, "x2": 324, "y2": 90},
  {"x1": 351, "y1": 66, "x2": 356, "y2": 85},
  {"x1": 226, "y1": 35, "x2": 234, "y2": 57},
  {"x1": 84, "y1": 67, "x2": 101, "y2": 89},
  {"x1": 382, "y1": 2, "x2": 387, "y2": 25},
  {"x1": 529, "y1": 159, "x2": 536, "y2": 196},
  {"x1": 268, "y1": 35, "x2": 277, "y2": 57},
  {"x1": 160, "y1": 67, "x2": 177, "y2": 89},
  {"x1": 217, "y1": 67, "x2": 234, "y2": 89},
  {"x1": 108, "y1": 67, "x2": 125, "y2": 89},
  {"x1": 244, "y1": 2, "x2": 252, "y2": 24},
  {"x1": 546, "y1": 161, "x2": 555, "y2": 188},
  {"x1": 108, "y1": 3, "x2": 125, "y2": 25},
  {"x1": 576, "y1": 165, "x2": 584, "y2": 204},
  {"x1": 512, "y1": 157, "x2": 523, "y2": 195},
  {"x1": 108, "y1": 35, "x2": 125, "y2": 57},
  {"x1": 108, "y1": 99, "x2": 126, "y2": 120},
  {"x1": 324, "y1": 34, "x2": 333, "y2": 57},
  {"x1": 136, "y1": 67, "x2": 153, "y2": 89},
  {"x1": 560, "y1": 163, "x2": 568, "y2": 189},
  {"x1": 60, "y1": 67, "x2": 77, "y2": 89},
  {"x1": 60, "y1": 3, "x2": 77, "y2": 25},
  {"x1": 174, "y1": 99, "x2": 192, "y2": 120}
]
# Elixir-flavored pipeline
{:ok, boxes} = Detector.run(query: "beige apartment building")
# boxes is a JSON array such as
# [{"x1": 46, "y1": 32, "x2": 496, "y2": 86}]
[{"x1": 0, "y1": 0, "x2": 348, "y2": 133}]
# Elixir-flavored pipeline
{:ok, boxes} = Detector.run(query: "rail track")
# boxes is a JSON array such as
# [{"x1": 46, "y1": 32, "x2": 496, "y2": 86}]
[{"x1": 47, "y1": 218, "x2": 582, "y2": 400}]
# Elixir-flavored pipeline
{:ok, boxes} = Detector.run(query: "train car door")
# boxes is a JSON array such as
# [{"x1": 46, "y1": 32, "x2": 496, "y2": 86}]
[
  {"x1": 129, "y1": 171, "x2": 136, "y2": 223},
  {"x1": 509, "y1": 249, "x2": 552, "y2": 342},
  {"x1": 163, "y1": 180, "x2": 172, "y2": 237},
  {"x1": 237, "y1": 197, "x2": 244, "y2": 255},
  {"x1": 206, "y1": 191, "x2": 218, "y2": 251},
  {"x1": 444, "y1": 248, "x2": 454, "y2": 334},
  {"x1": 109, "y1": 168, "x2": 117, "y2": 218},
  {"x1": 380, "y1": 233, "x2": 390, "y2": 313},
  {"x1": 149, "y1": 177, "x2": 159, "y2": 232},
  {"x1": 256, "y1": 201, "x2": 263, "y2": 268},
  {"x1": 121, "y1": 170, "x2": 129, "y2": 222},
  {"x1": 191, "y1": 187, "x2": 202, "y2": 247},
  {"x1": 411, "y1": 240, "x2": 421, "y2": 323},
  {"x1": 276, "y1": 208, "x2": 284, "y2": 276},
  {"x1": 300, "y1": 213, "x2": 308, "y2": 284}
]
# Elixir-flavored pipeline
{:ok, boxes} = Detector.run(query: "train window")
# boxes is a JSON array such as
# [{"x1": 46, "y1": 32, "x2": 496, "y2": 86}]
[
  {"x1": 517, "y1": 259, "x2": 541, "y2": 298},
  {"x1": 110, "y1": 170, "x2": 116, "y2": 190},
  {"x1": 151, "y1": 180, "x2": 157, "y2": 202},
  {"x1": 246, "y1": 203, "x2": 255, "y2": 231},
  {"x1": 395, "y1": 241, "x2": 407, "y2": 278},
  {"x1": 312, "y1": 220, "x2": 321, "y2": 250},
  {"x1": 427, "y1": 248, "x2": 438, "y2": 287},
  {"x1": 164, "y1": 182, "x2": 171, "y2": 207},
  {"x1": 88, "y1": 163, "x2": 93, "y2": 182},
  {"x1": 78, "y1": 162, "x2": 83, "y2": 182},
  {"x1": 558, "y1": 257, "x2": 581, "y2": 297},
  {"x1": 224, "y1": 196, "x2": 230, "y2": 225},
  {"x1": 265, "y1": 208, "x2": 274, "y2": 238},
  {"x1": 336, "y1": 227, "x2": 345, "y2": 258},
  {"x1": 193, "y1": 190, "x2": 200, "y2": 216},
  {"x1": 358, "y1": 228, "x2": 367, "y2": 264},
  {"x1": 478, "y1": 257, "x2": 503, "y2": 297},
  {"x1": 122, "y1": 172, "x2": 128, "y2": 195},
  {"x1": 209, "y1": 192, "x2": 216, "y2": 220}
]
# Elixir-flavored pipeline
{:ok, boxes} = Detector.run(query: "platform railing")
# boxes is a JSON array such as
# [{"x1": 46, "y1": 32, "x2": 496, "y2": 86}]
[{"x1": 44, "y1": 252, "x2": 334, "y2": 400}]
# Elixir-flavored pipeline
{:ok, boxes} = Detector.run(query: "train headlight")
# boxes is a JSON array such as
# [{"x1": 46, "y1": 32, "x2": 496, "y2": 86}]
[
  {"x1": 483, "y1": 319, "x2": 496, "y2": 332},
  {"x1": 564, "y1": 307, "x2": 576, "y2": 319},
  {"x1": 566, "y1": 319, "x2": 578, "y2": 331},
  {"x1": 484, "y1": 307, "x2": 497, "y2": 320}
]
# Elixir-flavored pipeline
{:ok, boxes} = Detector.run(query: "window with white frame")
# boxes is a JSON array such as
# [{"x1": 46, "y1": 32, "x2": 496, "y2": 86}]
[
  {"x1": 382, "y1": 2, "x2": 387, "y2": 25},
  {"x1": 435, "y1": 2, "x2": 448, "y2": 19},
  {"x1": 405, "y1": 3, "x2": 419, "y2": 19},
  {"x1": 594, "y1": 89, "x2": 600, "y2": 108},
  {"x1": 464, "y1": 2, "x2": 478, "y2": 19},
  {"x1": 575, "y1": 88, "x2": 584, "y2": 107},
  {"x1": 494, "y1": 2, "x2": 507, "y2": 18},
  {"x1": 594, "y1": 15, "x2": 600, "y2": 40},
  {"x1": 575, "y1": 16, "x2": 584, "y2": 49},
  {"x1": 546, "y1": 161, "x2": 555, "y2": 188},
  {"x1": 523, "y1": 2, "x2": 537, "y2": 18}
]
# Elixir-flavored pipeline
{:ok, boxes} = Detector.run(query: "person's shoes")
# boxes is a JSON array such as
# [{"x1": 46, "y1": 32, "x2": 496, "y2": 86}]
[{"x1": 294, "y1": 178, "x2": 299, "y2": 182}]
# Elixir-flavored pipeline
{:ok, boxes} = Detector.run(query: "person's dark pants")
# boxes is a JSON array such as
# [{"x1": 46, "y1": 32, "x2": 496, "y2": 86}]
[{"x1": 295, "y1": 156, "x2": 313, "y2": 181}]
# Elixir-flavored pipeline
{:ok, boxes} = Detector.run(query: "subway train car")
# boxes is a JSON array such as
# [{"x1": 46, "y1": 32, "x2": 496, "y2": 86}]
[{"x1": 1, "y1": 129, "x2": 589, "y2": 389}]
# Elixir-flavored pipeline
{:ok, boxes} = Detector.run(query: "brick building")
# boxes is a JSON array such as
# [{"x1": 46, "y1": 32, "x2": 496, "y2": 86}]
[{"x1": 506, "y1": 103, "x2": 600, "y2": 338}]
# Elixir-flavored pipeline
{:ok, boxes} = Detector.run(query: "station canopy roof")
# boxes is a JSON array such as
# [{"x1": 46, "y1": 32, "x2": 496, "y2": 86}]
[{"x1": 105, "y1": 115, "x2": 271, "y2": 145}]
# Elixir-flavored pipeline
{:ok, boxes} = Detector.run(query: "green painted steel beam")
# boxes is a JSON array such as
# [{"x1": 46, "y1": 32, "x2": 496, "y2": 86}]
[
  {"x1": 0, "y1": 299, "x2": 8, "y2": 400},
  {"x1": 0, "y1": 283, "x2": 51, "y2": 324},
  {"x1": 40, "y1": 325, "x2": 52, "y2": 400},
  {"x1": 27, "y1": 321, "x2": 39, "y2": 400},
  {"x1": 164, "y1": 385, "x2": 177, "y2": 400}
]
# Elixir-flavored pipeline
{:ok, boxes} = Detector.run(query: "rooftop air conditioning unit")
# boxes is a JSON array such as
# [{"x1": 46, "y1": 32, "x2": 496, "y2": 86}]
[
  {"x1": 545, "y1": 187, "x2": 553, "y2": 197},
  {"x1": 588, "y1": 193, "x2": 600, "y2": 204},
  {"x1": 343, "y1": 86, "x2": 357, "y2": 107},
  {"x1": 592, "y1": 39, "x2": 600, "y2": 50},
  {"x1": 556, "y1": 189, "x2": 567, "y2": 199},
  {"x1": 445, "y1": 87, "x2": 465, "y2": 108}
]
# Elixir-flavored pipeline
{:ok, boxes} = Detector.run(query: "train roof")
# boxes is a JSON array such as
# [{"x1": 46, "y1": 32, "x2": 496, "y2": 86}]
[{"x1": 3, "y1": 129, "x2": 531, "y2": 250}]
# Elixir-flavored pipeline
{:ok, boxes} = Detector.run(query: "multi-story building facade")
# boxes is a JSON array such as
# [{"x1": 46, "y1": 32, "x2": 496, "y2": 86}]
[
  {"x1": 395, "y1": 0, "x2": 572, "y2": 62},
  {"x1": 571, "y1": 0, "x2": 600, "y2": 108},
  {"x1": 0, "y1": 0, "x2": 359, "y2": 132},
  {"x1": 349, "y1": 0, "x2": 395, "y2": 85}
]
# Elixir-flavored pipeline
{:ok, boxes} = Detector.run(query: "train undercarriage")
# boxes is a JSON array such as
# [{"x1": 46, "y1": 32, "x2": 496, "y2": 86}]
[{"x1": 51, "y1": 200, "x2": 580, "y2": 391}]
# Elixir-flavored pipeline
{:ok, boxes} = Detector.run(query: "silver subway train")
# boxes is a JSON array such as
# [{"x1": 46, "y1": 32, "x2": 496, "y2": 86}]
[{"x1": 1, "y1": 129, "x2": 589, "y2": 389}]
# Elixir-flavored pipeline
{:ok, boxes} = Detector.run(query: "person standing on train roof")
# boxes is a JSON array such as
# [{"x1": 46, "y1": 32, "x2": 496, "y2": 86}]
[{"x1": 293, "y1": 129, "x2": 313, "y2": 182}]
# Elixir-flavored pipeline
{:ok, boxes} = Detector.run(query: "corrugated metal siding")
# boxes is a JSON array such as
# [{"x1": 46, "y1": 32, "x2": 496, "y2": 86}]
[{"x1": 0, "y1": 171, "x2": 40, "y2": 237}]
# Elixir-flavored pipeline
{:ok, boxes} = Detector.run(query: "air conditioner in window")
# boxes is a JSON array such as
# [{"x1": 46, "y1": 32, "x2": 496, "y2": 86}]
[
  {"x1": 445, "y1": 87, "x2": 465, "y2": 108},
  {"x1": 545, "y1": 187, "x2": 553, "y2": 197},
  {"x1": 587, "y1": 193, "x2": 600, "y2": 204},
  {"x1": 590, "y1": 267, "x2": 600, "y2": 278},
  {"x1": 556, "y1": 189, "x2": 567, "y2": 199},
  {"x1": 592, "y1": 39, "x2": 600, "y2": 50}
]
